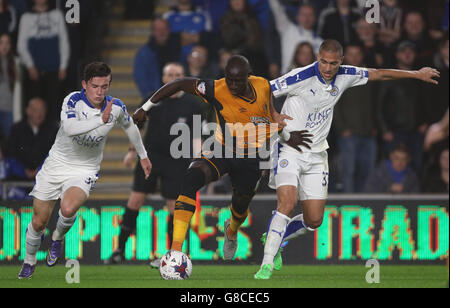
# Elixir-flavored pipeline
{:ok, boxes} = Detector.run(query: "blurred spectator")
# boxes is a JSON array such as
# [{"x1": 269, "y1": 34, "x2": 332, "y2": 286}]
[
  {"x1": 163, "y1": 0, "x2": 211, "y2": 62},
  {"x1": 376, "y1": 41, "x2": 427, "y2": 172},
  {"x1": 0, "y1": 0, "x2": 17, "y2": 35},
  {"x1": 443, "y1": 0, "x2": 449, "y2": 31},
  {"x1": 364, "y1": 144, "x2": 421, "y2": 193},
  {"x1": 5, "y1": 97, "x2": 57, "y2": 181},
  {"x1": 192, "y1": 0, "x2": 271, "y2": 33},
  {"x1": 59, "y1": 0, "x2": 99, "y2": 101},
  {"x1": 423, "y1": 147, "x2": 449, "y2": 193},
  {"x1": 185, "y1": 45, "x2": 217, "y2": 79},
  {"x1": 333, "y1": 44, "x2": 377, "y2": 193},
  {"x1": 219, "y1": 0, "x2": 268, "y2": 77},
  {"x1": 133, "y1": 16, "x2": 181, "y2": 99},
  {"x1": 317, "y1": 0, "x2": 361, "y2": 47},
  {"x1": 10, "y1": 0, "x2": 27, "y2": 18},
  {"x1": 0, "y1": 142, "x2": 29, "y2": 200},
  {"x1": 423, "y1": 34, "x2": 449, "y2": 139},
  {"x1": 190, "y1": 0, "x2": 227, "y2": 33},
  {"x1": 269, "y1": 0, "x2": 323, "y2": 74},
  {"x1": 216, "y1": 48, "x2": 233, "y2": 78},
  {"x1": 433, "y1": 32, "x2": 450, "y2": 70},
  {"x1": 426, "y1": 0, "x2": 448, "y2": 40},
  {"x1": 124, "y1": 0, "x2": 154, "y2": 20},
  {"x1": 17, "y1": 0, "x2": 70, "y2": 122},
  {"x1": 378, "y1": 0, "x2": 403, "y2": 48},
  {"x1": 401, "y1": 11, "x2": 436, "y2": 67},
  {"x1": 355, "y1": 17, "x2": 384, "y2": 68},
  {"x1": 424, "y1": 109, "x2": 449, "y2": 152},
  {"x1": 288, "y1": 41, "x2": 315, "y2": 71},
  {"x1": 299, "y1": 0, "x2": 333, "y2": 20},
  {"x1": 0, "y1": 32, "x2": 17, "y2": 139}
]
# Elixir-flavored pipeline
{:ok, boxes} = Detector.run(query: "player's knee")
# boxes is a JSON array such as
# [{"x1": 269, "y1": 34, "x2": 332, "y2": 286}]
[
  {"x1": 31, "y1": 215, "x2": 47, "y2": 232},
  {"x1": 190, "y1": 161, "x2": 216, "y2": 183},
  {"x1": 303, "y1": 216, "x2": 323, "y2": 230},
  {"x1": 59, "y1": 203, "x2": 78, "y2": 218},
  {"x1": 127, "y1": 192, "x2": 146, "y2": 211},
  {"x1": 277, "y1": 192, "x2": 297, "y2": 216},
  {"x1": 181, "y1": 165, "x2": 208, "y2": 194}
]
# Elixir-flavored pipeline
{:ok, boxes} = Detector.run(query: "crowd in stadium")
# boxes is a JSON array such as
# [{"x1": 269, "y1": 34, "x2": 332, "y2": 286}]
[{"x1": 0, "y1": 0, "x2": 448, "y2": 199}]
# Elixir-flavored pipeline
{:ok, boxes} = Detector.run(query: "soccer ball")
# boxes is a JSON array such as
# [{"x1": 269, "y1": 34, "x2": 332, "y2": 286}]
[{"x1": 159, "y1": 250, "x2": 192, "y2": 280}]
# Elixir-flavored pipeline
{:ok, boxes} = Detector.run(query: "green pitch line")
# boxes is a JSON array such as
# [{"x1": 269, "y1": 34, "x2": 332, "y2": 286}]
[{"x1": 0, "y1": 265, "x2": 447, "y2": 288}]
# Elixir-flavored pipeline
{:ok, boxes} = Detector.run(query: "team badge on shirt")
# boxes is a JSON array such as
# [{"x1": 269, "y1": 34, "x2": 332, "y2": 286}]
[
  {"x1": 330, "y1": 85, "x2": 340, "y2": 97},
  {"x1": 280, "y1": 159, "x2": 289, "y2": 168}
]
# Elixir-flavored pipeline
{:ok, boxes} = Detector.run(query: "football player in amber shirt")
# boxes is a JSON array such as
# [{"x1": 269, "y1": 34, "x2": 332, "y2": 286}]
[{"x1": 133, "y1": 55, "x2": 312, "y2": 260}]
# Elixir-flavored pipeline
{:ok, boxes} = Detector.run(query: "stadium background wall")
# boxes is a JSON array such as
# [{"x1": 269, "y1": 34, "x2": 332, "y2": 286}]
[{"x1": 0, "y1": 195, "x2": 448, "y2": 265}]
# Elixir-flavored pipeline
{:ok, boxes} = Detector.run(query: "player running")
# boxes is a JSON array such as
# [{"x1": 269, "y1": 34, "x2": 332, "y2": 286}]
[
  {"x1": 133, "y1": 55, "x2": 312, "y2": 260},
  {"x1": 18, "y1": 62, "x2": 152, "y2": 279},
  {"x1": 254, "y1": 39, "x2": 440, "y2": 279}
]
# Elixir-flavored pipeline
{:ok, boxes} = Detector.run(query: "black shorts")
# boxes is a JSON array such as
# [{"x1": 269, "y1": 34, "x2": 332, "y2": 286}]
[
  {"x1": 199, "y1": 155, "x2": 262, "y2": 195},
  {"x1": 132, "y1": 153, "x2": 191, "y2": 200}
]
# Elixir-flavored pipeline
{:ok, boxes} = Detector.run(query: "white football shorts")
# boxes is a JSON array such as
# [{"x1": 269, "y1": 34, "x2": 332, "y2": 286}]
[
  {"x1": 269, "y1": 146, "x2": 329, "y2": 201},
  {"x1": 30, "y1": 157, "x2": 99, "y2": 201}
]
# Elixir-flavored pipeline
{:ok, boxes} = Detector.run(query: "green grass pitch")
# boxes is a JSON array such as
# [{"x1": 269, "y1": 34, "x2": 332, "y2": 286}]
[{"x1": 0, "y1": 265, "x2": 447, "y2": 288}]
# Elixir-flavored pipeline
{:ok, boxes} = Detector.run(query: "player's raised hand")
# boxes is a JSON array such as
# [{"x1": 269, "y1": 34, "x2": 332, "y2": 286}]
[
  {"x1": 286, "y1": 130, "x2": 313, "y2": 153},
  {"x1": 102, "y1": 99, "x2": 114, "y2": 124},
  {"x1": 417, "y1": 67, "x2": 440, "y2": 85},
  {"x1": 140, "y1": 157, "x2": 152, "y2": 180},
  {"x1": 132, "y1": 108, "x2": 148, "y2": 127}
]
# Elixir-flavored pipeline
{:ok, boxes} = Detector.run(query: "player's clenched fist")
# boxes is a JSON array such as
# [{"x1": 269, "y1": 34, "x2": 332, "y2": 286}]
[{"x1": 132, "y1": 108, "x2": 148, "y2": 127}]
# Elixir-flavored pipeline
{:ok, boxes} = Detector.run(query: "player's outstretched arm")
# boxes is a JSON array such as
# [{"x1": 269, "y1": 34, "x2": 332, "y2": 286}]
[
  {"x1": 368, "y1": 67, "x2": 440, "y2": 84},
  {"x1": 133, "y1": 77, "x2": 199, "y2": 125}
]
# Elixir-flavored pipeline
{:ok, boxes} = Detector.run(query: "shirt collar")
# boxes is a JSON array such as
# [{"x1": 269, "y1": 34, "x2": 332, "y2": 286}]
[{"x1": 81, "y1": 89, "x2": 108, "y2": 111}]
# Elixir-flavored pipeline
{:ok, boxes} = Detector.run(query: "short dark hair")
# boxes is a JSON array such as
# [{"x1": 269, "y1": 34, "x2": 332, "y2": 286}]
[
  {"x1": 83, "y1": 62, "x2": 112, "y2": 82},
  {"x1": 319, "y1": 39, "x2": 344, "y2": 57},
  {"x1": 391, "y1": 143, "x2": 411, "y2": 157},
  {"x1": 345, "y1": 42, "x2": 364, "y2": 53}
]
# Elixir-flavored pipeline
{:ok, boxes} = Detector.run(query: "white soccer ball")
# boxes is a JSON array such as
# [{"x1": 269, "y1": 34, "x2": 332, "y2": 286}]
[{"x1": 159, "y1": 250, "x2": 192, "y2": 280}]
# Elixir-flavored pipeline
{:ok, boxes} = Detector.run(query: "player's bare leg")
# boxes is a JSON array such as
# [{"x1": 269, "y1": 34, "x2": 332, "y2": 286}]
[
  {"x1": 300, "y1": 199, "x2": 325, "y2": 229},
  {"x1": 18, "y1": 198, "x2": 57, "y2": 279},
  {"x1": 223, "y1": 189, "x2": 254, "y2": 260},
  {"x1": 281, "y1": 199, "x2": 326, "y2": 243},
  {"x1": 46, "y1": 187, "x2": 87, "y2": 266},
  {"x1": 255, "y1": 185, "x2": 296, "y2": 279}
]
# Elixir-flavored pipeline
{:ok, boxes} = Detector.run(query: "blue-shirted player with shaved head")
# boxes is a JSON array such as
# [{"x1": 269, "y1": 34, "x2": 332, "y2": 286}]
[
  {"x1": 18, "y1": 62, "x2": 152, "y2": 279},
  {"x1": 255, "y1": 39, "x2": 440, "y2": 279}
]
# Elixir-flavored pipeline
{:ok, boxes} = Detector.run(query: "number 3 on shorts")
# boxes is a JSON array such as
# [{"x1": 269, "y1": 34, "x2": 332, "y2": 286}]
[{"x1": 322, "y1": 172, "x2": 329, "y2": 187}]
